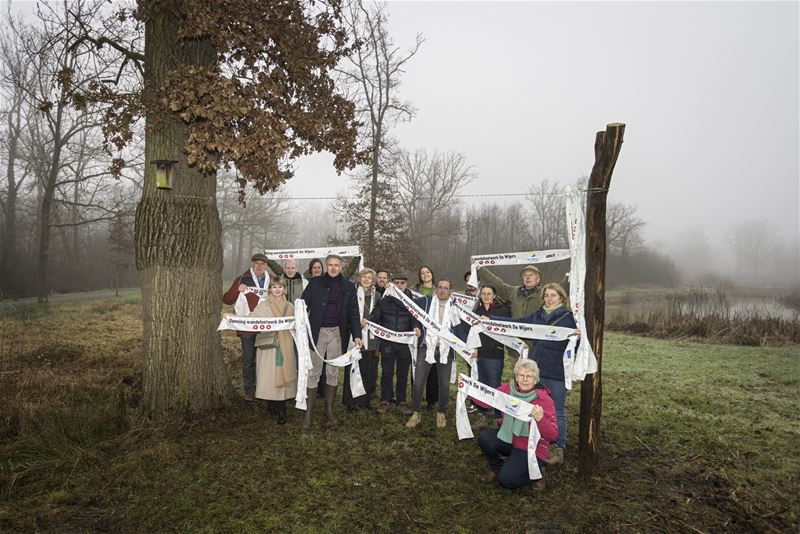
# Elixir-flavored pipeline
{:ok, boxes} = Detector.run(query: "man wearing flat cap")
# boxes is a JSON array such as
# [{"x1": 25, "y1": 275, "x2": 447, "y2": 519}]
[
  {"x1": 223, "y1": 252, "x2": 270, "y2": 401},
  {"x1": 477, "y1": 264, "x2": 544, "y2": 318}
]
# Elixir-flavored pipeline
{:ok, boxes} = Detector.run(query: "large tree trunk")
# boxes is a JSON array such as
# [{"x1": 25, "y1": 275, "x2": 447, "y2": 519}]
[{"x1": 135, "y1": 6, "x2": 231, "y2": 418}]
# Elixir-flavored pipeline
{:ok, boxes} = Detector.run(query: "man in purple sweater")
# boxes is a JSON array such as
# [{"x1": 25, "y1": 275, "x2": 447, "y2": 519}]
[{"x1": 301, "y1": 255, "x2": 363, "y2": 429}]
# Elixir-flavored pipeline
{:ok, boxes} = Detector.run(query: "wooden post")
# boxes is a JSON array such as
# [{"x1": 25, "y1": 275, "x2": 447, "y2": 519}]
[{"x1": 578, "y1": 123, "x2": 626, "y2": 479}]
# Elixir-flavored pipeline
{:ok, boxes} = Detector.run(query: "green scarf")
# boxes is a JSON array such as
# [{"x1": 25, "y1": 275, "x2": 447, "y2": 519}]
[
  {"x1": 542, "y1": 303, "x2": 563, "y2": 314},
  {"x1": 497, "y1": 381, "x2": 538, "y2": 444}
]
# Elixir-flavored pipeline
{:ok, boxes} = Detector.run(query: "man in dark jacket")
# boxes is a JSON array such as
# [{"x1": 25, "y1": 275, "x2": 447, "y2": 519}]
[
  {"x1": 301, "y1": 254, "x2": 362, "y2": 429},
  {"x1": 222, "y1": 252, "x2": 270, "y2": 401},
  {"x1": 368, "y1": 274, "x2": 420, "y2": 414},
  {"x1": 375, "y1": 269, "x2": 390, "y2": 296}
]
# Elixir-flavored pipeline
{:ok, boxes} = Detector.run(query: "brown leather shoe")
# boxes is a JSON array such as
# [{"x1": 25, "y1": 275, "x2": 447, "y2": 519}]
[
  {"x1": 531, "y1": 477, "x2": 545, "y2": 491},
  {"x1": 397, "y1": 403, "x2": 413, "y2": 415},
  {"x1": 244, "y1": 391, "x2": 255, "y2": 402},
  {"x1": 546, "y1": 445, "x2": 564, "y2": 465},
  {"x1": 480, "y1": 472, "x2": 497, "y2": 483}
]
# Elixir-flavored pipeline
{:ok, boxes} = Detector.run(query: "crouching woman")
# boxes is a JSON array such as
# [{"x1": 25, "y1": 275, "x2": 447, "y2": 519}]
[
  {"x1": 477, "y1": 359, "x2": 558, "y2": 489},
  {"x1": 252, "y1": 279, "x2": 297, "y2": 424}
]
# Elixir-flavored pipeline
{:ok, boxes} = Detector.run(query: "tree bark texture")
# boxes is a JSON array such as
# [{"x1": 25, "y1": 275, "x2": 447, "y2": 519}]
[
  {"x1": 136, "y1": 5, "x2": 231, "y2": 418},
  {"x1": 36, "y1": 103, "x2": 64, "y2": 303},
  {"x1": 578, "y1": 123, "x2": 626, "y2": 479},
  {"x1": 1, "y1": 101, "x2": 22, "y2": 296}
]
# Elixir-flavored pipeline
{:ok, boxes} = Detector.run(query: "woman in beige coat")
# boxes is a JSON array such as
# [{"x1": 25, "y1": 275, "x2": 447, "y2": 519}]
[{"x1": 252, "y1": 279, "x2": 297, "y2": 424}]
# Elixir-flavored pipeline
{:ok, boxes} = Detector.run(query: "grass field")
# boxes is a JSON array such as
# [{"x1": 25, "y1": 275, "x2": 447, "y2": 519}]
[{"x1": 1, "y1": 297, "x2": 798, "y2": 532}]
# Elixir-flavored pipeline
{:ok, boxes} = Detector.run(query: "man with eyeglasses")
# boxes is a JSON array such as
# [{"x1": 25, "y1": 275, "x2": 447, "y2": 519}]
[
  {"x1": 406, "y1": 279, "x2": 460, "y2": 429},
  {"x1": 368, "y1": 273, "x2": 421, "y2": 414}
]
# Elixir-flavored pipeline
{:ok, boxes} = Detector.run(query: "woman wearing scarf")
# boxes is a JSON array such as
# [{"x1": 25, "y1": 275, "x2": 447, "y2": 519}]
[
  {"x1": 252, "y1": 279, "x2": 297, "y2": 424},
  {"x1": 468, "y1": 285, "x2": 510, "y2": 427},
  {"x1": 484, "y1": 282, "x2": 576, "y2": 465},
  {"x1": 344, "y1": 268, "x2": 379, "y2": 411},
  {"x1": 478, "y1": 359, "x2": 557, "y2": 490}
]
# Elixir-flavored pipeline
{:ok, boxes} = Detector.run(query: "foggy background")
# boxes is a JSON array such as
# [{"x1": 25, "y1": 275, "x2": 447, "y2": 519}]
[{"x1": 0, "y1": 1, "x2": 797, "y2": 298}]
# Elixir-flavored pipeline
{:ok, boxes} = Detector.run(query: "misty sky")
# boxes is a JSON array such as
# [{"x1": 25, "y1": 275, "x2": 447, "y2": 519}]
[{"x1": 289, "y1": 1, "x2": 799, "y2": 256}]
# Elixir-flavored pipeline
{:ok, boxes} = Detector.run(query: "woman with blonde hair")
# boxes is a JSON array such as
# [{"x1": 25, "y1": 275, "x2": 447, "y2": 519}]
[
  {"x1": 344, "y1": 268, "x2": 379, "y2": 410},
  {"x1": 484, "y1": 282, "x2": 576, "y2": 465},
  {"x1": 252, "y1": 278, "x2": 297, "y2": 424}
]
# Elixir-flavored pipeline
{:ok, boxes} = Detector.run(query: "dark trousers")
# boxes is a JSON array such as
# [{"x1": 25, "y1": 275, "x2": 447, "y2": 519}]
[
  {"x1": 380, "y1": 342, "x2": 411, "y2": 404},
  {"x1": 478, "y1": 428, "x2": 545, "y2": 489},
  {"x1": 343, "y1": 348, "x2": 379, "y2": 407},
  {"x1": 239, "y1": 334, "x2": 256, "y2": 393},
  {"x1": 425, "y1": 364, "x2": 438, "y2": 407}
]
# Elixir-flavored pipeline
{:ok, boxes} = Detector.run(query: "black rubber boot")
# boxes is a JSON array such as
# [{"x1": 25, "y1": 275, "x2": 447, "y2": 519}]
[
  {"x1": 276, "y1": 400, "x2": 287, "y2": 425},
  {"x1": 302, "y1": 388, "x2": 316, "y2": 430},
  {"x1": 324, "y1": 384, "x2": 338, "y2": 427}
]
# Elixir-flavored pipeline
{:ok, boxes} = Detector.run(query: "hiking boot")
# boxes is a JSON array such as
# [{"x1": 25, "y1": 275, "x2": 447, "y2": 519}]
[
  {"x1": 546, "y1": 445, "x2": 564, "y2": 465},
  {"x1": 405, "y1": 411, "x2": 422, "y2": 428},
  {"x1": 377, "y1": 401, "x2": 392, "y2": 414},
  {"x1": 244, "y1": 391, "x2": 255, "y2": 402},
  {"x1": 531, "y1": 477, "x2": 546, "y2": 491},
  {"x1": 396, "y1": 403, "x2": 413, "y2": 415},
  {"x1": 276, "y1": 402, "x2": 288, "y2": 425},
  {"x1": 436, "y1": 412, "x2": 447, "y2": 428},
  {"x1": 480, "y1": 472, "x2": 497, "y2": 484}
]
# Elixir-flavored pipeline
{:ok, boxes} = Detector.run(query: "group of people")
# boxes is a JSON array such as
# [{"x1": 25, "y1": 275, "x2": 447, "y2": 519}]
[{"x1": 223, "y1": 252, "x2": 579, "y2": 490}]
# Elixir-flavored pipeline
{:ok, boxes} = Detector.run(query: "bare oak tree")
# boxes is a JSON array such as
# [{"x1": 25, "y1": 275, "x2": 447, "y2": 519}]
[{"x1": 337, "y1": 0, "x2": 422, "y2": 259}]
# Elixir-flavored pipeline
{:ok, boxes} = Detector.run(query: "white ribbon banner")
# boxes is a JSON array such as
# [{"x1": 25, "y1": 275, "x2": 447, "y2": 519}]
[
  {"x1": 244, "y1": 286, "x2": 270, "y2": 299},
  {"x1": 363, "y1": 320, "x2": 419, "y2": 373},
  {"x1": 384, "y1": 284, "x2": 475, "y2": 379},
  {"x1": 293, "y1": 300, "x2": 312, "y2": 410},
  {"x1": 455, "y1": 374, "x2": 542, "y2": 480},
  {"x1": 451, "y1": 292, "x2": 479, "y2": 308},
  {"x1": 565, "y1": 187, "x2": 598, "y2": 386},
  {"x1": 454, "y1": 302, "x2": 529, "y2": 360},
  {"x1": 217, "y1": 315, "x2": 295, "y2": 332},
  {"x1": 479, "y1": 319, "x2": 576, "y2": 342},
  {"x1": 264, "y1": 245, "x2": 365, "y2": 274},
  {"x1": 467, "y1": 249, "x2": 572, "y2": 288},
  {"x1": 295, "y1": 303, "x2": 366, "y2": 402}
]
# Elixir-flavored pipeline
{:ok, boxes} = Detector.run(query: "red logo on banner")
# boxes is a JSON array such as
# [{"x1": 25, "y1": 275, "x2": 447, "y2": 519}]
[
  {"x1": 458, "y1": 380, "x2": 464, "y2": 388},
  {"x1": 266, "y1": 325, "x2": 272, "y2": 330}
]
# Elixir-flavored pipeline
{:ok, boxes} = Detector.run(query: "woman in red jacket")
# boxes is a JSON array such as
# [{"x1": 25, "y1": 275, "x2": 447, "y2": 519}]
[{"x1": 477, "y1": 359, "x2": 558, "y2": 490}]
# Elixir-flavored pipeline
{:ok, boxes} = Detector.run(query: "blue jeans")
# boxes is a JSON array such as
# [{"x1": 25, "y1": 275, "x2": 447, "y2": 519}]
[
  {"x1": 239, "y1": 334, "x2": 257, "y2": 393},
  {"x1": 478, "y1": 428, "x2": 546, "y2": 489},
  {"x1": 476, "y1": 358, "x2": 504, "y2": 417},
  {"x1": 540, "y1": 377, "x2": 567, "y2": 449}
]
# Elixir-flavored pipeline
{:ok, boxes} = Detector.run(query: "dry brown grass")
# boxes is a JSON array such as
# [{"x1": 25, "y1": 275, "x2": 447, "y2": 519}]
[{"x1": 608, "y1": 287, "x2": 800, "y2": 346}]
